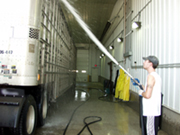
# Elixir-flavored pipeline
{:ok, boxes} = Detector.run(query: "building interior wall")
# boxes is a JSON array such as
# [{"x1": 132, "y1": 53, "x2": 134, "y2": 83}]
[{"x1": 98, "y1": 0, "x2": 180, "y2": 134}]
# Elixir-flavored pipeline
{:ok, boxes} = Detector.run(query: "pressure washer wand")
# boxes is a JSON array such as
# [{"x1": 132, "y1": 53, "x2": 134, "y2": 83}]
[
  {"x1": 117, "y1": 64, "x2": 133, "y2": 79},
  {"x1": 60, "y1": 0, "x2": 141, "y2": 87}
]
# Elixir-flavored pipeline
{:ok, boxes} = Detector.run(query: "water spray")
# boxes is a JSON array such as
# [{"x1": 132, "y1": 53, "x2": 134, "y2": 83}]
[
  {"x1": 60, "y1": 3, "x2": 144, "y2": 134},
  {"x1": 60, "y1": 0, "x2": 141, "y2": 86}
]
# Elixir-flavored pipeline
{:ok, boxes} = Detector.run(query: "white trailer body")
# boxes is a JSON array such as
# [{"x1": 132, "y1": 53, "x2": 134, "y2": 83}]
[
  {"x1": 0, "y1": 0, "x2": 41, "y2": 85},
  {"x1": 0, "y1": 0, "x2": 76, "y2": 134}
]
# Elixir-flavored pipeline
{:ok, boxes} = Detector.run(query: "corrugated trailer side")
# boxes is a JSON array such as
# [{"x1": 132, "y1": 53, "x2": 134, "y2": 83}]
[
  {"x1": 0, "y1": 0, "x2": 76, "y2": 135},
  {"x1": 39, "y1": 0, "x2": 76, "y2": 101}
]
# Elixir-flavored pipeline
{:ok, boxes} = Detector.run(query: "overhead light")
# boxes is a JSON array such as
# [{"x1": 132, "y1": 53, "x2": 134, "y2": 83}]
[
  {"x1": 109, "y1": 45, "x2": 114, "y2": 50},
  {"x1": 132, "y1": 21, "x2": 141, "y2": 29},
  {"x1": 102, "y1": 54, "x2": 105, "y2": 57},
  {"x1": 81, "y1": 70, "x2": 86, "y2": 73},
  {"x1": 117, "y1": 37, "x2": 123, "y2": 43},
  {"x1": 100, "y1": 56, "x2": 102, "y2": 59}
]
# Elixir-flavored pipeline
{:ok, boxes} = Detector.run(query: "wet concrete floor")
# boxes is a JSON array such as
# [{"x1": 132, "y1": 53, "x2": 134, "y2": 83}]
[{"x1": 35, "y1": 82, "x2": 168, "y2": 135}]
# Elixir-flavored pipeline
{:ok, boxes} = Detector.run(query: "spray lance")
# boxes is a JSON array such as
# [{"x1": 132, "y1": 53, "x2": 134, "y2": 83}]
[
  {"x1": 61, "y1": 1, "x2": 145, "y2": 135},
  {"x1": 60, "y1": 0, "x2": 143, "y2": 90}
]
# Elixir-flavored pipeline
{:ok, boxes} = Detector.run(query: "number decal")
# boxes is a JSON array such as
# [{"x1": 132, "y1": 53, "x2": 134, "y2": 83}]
[{"x1": 0, "y1": 50, "x2": 13, "y2": 54}]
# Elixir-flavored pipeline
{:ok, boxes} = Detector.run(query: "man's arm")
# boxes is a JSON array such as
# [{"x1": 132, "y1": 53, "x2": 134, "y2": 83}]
[{"x1": 142, "y1": 75, "x2": 155, "y2": 99}]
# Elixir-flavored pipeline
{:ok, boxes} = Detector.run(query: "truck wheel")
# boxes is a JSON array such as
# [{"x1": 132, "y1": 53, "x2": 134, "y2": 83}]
[
  {"x1": 38, "y1": 93, "x2": 48, "y2": 126},
  {"x1": 14, "y1": 95, "x2": 37, "y2": 135}
]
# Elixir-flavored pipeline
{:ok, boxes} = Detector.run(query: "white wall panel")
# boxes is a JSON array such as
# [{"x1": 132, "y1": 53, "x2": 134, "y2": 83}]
[
  {"x1": 130, "y1": 0, "x2": 180, "y2": 113},
  {"x1": 101, "y1": 0, "x2": 180, "y2": 113}
]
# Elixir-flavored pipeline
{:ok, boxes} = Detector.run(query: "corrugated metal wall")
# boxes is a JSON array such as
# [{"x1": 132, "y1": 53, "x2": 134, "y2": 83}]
[
  {"x1": 102, "y1": 0, "x2": 180, "y2": 113},
  {"x1": 130, "y1": 0, "x2": 180, "y2": 113}
]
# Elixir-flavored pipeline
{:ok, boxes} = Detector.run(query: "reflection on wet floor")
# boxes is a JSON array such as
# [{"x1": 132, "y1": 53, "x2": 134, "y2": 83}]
[
  {"x1": 74, "y1": 89, "x2": 89, "y2": 101},
  {"x1": 35, "y1": 82, "x2": 168, "y2": 135}
]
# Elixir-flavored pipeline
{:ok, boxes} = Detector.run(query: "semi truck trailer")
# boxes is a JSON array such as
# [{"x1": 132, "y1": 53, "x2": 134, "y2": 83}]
[{"x1": 0, "y1": 0, "x2": 76, "y2": 134}]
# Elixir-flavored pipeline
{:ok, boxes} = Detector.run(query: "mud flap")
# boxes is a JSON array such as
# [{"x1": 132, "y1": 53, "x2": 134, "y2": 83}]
[{"x1": 0, "y1": 96, "x2": 25, "y2": 128}]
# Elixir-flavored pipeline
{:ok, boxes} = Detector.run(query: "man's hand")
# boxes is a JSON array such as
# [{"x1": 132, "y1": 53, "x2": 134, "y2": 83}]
[
  {"x1": 139, "y1": 90, "x2": 144, "y2": 96},
  {"x1": 131, "y1": 78, "x2": 140, "y2": 86}
]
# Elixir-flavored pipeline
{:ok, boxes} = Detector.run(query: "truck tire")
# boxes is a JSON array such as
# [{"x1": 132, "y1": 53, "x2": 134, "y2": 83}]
[
  {"x1": 14, "y1": 95, "x2": 37, "y2": 135},
  {"x1": 38, "y1": 93, "x2": 48, "y2": 126}
]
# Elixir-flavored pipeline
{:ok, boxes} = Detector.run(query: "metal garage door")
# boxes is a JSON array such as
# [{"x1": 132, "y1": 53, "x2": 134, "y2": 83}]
[{"x1": 76, "y1": 50, "x2": 89, "y2": 82}]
